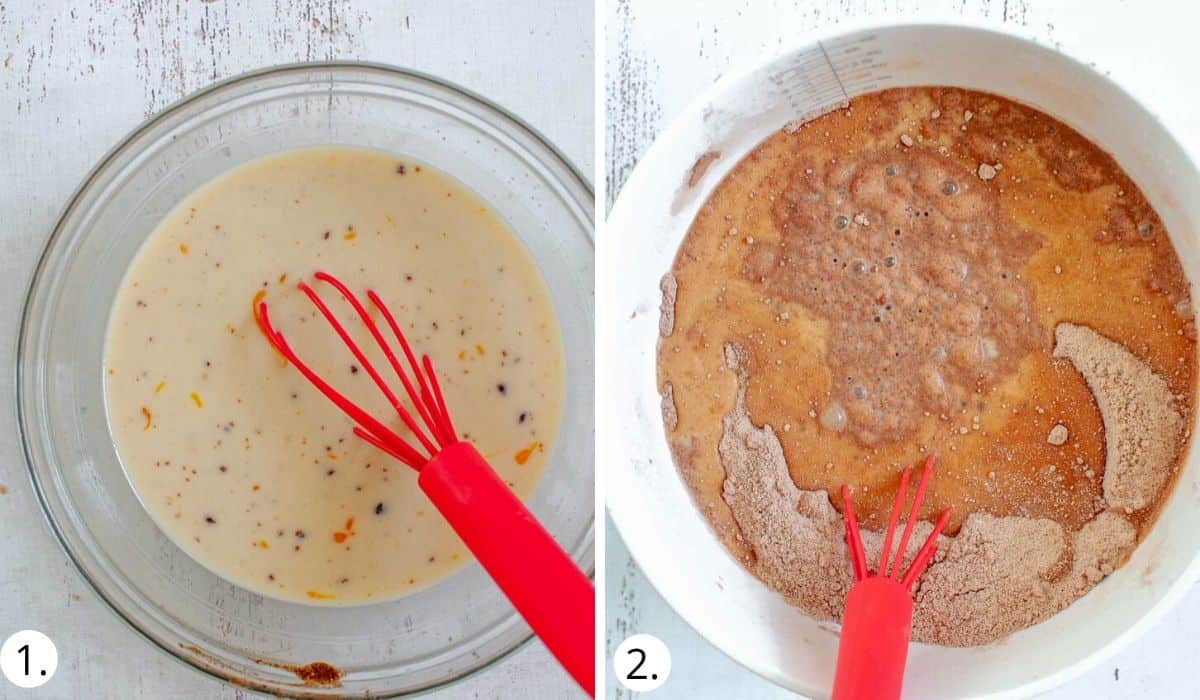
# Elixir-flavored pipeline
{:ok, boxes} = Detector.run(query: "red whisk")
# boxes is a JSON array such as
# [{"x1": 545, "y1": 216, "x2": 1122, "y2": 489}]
[
  {"x1": 833, "y1": 455, "x2": 952, "y2": 700},
  {"x1": 255, "y1": 271, "x2": 594, "y2": 696}
]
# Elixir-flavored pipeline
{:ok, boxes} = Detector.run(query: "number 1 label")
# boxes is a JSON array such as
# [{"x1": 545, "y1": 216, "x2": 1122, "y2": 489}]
[{"x1": 1, "y1": 630, "x2": 57, "y2": 689}]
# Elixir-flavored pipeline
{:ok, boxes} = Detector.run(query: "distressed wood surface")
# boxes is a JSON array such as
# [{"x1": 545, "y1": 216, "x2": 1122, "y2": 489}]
[
  {"x1": 0, "y1": 2, "x2": 591, "y2": 698},
  {"x1": 605, "y1": 0, "x2": 1200, "y2": 698}
]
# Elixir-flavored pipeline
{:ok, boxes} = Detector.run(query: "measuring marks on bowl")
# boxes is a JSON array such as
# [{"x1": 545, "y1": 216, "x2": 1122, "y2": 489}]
[
  {"x1": 768, "y1": 35, "x2": 891, "y2": 120},
  {"x1": 679, "y1": 34, "x2": 891, "y2": 225}
]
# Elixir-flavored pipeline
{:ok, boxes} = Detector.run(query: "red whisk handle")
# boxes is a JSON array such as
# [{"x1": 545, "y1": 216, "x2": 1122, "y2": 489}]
[
  {"x1": 418, "y1": 442, "x2": 595, "y2": 696},
  {"x1": 832, "y1": 577, "x2": 913, "y2": 700}
]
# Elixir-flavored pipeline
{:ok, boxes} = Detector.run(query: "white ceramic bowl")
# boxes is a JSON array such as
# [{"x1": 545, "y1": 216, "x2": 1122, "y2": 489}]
[{"x1": 604, "y1": 19, "x2": 1200, "y2": 699}]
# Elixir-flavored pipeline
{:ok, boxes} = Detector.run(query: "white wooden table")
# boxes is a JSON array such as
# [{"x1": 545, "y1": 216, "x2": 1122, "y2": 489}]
[
  {"x1": 604, "y1": 1, "x2": 1200, "y2": 698},
  {"x1": 0, "y1": 2, "x2": 591, "y2": 698}
]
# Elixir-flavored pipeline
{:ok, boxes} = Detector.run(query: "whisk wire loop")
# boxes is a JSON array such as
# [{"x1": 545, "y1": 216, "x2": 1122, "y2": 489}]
[
  {"x1": 842, "y1": 455, "x2": 951, "y2": 588},
  {"x1": 254, "y1": 270, "x2": 459, "y2": 470}
]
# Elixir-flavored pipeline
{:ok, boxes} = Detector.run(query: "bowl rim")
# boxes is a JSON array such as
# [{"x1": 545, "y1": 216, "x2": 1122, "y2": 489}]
[
  {"x1": 18, "y1": 60, "x2": 594, "y2": 698},
  {"x1": 604, "y1": 15, "x2": 1200, "y2": 700}
]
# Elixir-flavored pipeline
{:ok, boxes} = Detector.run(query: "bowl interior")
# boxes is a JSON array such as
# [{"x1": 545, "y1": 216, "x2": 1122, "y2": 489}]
[
  {"x1": 20, "y1": 64, "x2": 593, "y2": 697},
  {"x1": 604, "y1": 23, "x2": 1200, "y2": 700}
]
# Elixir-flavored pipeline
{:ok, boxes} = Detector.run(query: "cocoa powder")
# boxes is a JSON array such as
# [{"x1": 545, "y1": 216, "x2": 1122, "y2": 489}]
[
  {"x1": 1053, "y1": 323, "x2": 1184, "y2": 512},
  {"x1": 718, "y1": 334, "x2": 1155, "y2": 646}
]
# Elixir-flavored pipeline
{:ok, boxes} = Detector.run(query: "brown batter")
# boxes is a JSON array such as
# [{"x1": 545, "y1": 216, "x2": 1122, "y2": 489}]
[{"x1": 658, "y1": 87, "x2": 1197, "y2": 645}]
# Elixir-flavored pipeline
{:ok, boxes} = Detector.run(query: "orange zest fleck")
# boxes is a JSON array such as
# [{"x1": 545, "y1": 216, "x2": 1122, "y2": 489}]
[
  {"x1": 332, "y1": 517, "x2": 357, "y2": 544},
  {"x1": 457, "y1": 350, "x2": 466, "y2": 360},
  {"x1": 306, "y1": 590, "x2": 336, "y2": 600},
  {"x1": 256, "y1": 540, "x2": 270, "y2": 549},
  {"x1": 141, "y1": 406, "x2": 152, "y2": 431},
  {"x1": 278, "y1": 273, "x2": 287, "y2": 284},
  {"x1": 189, "y1": 391, "x2": 203, "y2": 408},
  {"x1": 514, "y1": 441, "x2": 542, "y2": 465},
  {"x1": 475, "y1": 344, "x2": 486, "y2": 356},
  {"x1": 251, "y1": 289, "x2": 267, "y2": 322},
  {"x1": 179, "y1": 243, "x2": 189, "y2": 255},
  {"x1": 343, "y1": 228, "x2": 358, "y2": 241},
  {"x1": 251, "y1": 289, "x2": 289, "y2": 367},
  {"x1": 154, "y1": 381, "x2": 166, "y2": 394},
  {"x1": 252, "y1": 483, "x2": 261, "y2": 492}
]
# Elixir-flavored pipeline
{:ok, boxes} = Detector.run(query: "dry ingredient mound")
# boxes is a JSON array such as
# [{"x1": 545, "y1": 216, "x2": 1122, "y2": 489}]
[
  {"x1": 1053, "y1": 323, "x2": 1185, "y2": 511},
  {"x1": 719, "y1": 333, "x2": 1158, "y2": 646}
]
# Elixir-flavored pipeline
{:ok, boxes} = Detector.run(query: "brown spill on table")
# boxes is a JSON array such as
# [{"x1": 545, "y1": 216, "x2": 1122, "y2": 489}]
[
  {"x1": 258, "y1": 659, "x2": 345, "y2": 688},
  {"x1": 180, "y1": 644, "x2": 344, "y2": 690}
]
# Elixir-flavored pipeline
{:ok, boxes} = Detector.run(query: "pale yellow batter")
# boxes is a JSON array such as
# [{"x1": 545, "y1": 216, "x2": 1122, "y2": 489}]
[{"x1": 105, "y1": 147, "x2": 564, "y2": 604}]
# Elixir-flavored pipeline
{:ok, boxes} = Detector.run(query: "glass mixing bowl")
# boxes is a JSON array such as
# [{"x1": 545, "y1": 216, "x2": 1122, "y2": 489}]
[{"x1": 18, "y1": 63, "x2": 594, "y2": 697}]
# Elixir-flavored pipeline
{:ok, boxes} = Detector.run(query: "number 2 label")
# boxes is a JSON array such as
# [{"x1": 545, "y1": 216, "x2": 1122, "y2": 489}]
[{"x1": 614, "y1": 633, "x2": 670, "y2": 692}]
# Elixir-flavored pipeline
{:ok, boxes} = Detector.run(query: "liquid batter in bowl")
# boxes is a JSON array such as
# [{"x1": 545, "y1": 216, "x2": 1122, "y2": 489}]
[
  {"x1": 105, "y1": 147, "x2": 564, "y2": 604},
  {"x1": 658, "y1": 87, "x2": 1197, "y2": 645}
]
